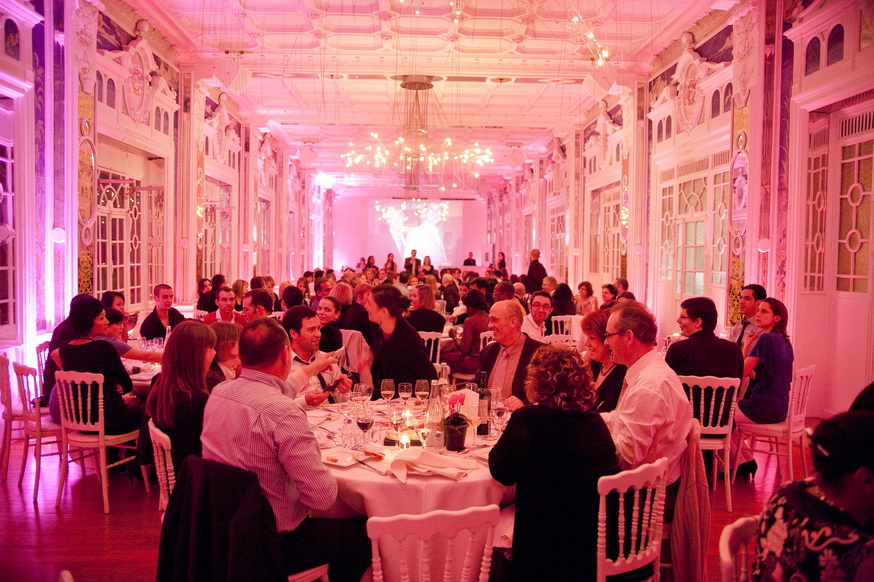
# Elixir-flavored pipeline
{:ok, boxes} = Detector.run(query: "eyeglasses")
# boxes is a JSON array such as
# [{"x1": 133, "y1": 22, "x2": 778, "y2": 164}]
[
  {"x1": 530, "y1": 303, "x2": 551, "y2": 310},
  {"x1": 603, "y1": 330, "x2": 626, "y2": 339}
]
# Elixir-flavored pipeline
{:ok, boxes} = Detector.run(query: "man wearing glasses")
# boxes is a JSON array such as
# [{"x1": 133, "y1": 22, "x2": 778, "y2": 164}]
[
  {"x1": 521, "y1": 291, "x2": 553, "y2": 341},
  {"x1": 665, "y1": 296, "x2": 743, "y2": 378}
]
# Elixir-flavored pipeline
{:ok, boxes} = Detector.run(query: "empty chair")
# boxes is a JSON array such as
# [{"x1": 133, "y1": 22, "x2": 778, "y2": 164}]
[
  {"x1": 596, "y1": 457, "x2": 669, "y2": 582},
  {"x1": 719, "y1": 516, "x2": 758, "y2": 582},
  {"x1": 54, "y1": 371, "x2": 141, "y2": 514},
  {"x1": 550, "y1": 315, "x2": 574, "y2": 336},
  {"x1": 36, "y1": 340, "x2": 51, "y2": 394},
  {"x1": 679, "y1": 375, "x2": 742, "y2": 511},
  {"x1": 366, "y1": 504, "x2": 500, "y2": 582},
  {"x1": 148, "y1": 419, "x2": 176, "y2": 512},
  {"x1": 418, "y1": 331, "x2": 443, "y2": 364},
  {"x1": 14, "y1": 362, "x2": 62, "y2": 501},
  {"x1": 0, "y1": 353, "x2": 23, "y2": 482},
  {"x1": 733, "y1": 365, "x2": 816, "y2": 483}
]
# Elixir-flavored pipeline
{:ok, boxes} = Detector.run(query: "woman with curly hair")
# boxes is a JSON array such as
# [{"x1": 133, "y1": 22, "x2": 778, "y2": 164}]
[{"x1": 489, "y1": 345, "x2": 619, "y2": 581}]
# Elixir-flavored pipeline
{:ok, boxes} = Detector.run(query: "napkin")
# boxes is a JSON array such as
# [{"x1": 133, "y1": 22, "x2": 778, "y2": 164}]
[
  {"x1": 494, "y1": 504, "x2": 516, "y2": 548},
  {"x1": 389, "y1": 449, "x2": 478, "y2": 483}
]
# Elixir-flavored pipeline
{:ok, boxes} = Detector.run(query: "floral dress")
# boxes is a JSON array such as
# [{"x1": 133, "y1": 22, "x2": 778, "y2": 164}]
[{"x1": 753, "y1": 479, "x2": 874, "y2": 581}]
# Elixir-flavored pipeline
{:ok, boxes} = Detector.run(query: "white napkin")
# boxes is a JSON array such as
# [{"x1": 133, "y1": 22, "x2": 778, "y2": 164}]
[
  {"x1": 389, "y1": 449, "x2": 478, "y2": 483},
  {"x1": 494, "y1": 504, "x2": 516, "y2": 548}
]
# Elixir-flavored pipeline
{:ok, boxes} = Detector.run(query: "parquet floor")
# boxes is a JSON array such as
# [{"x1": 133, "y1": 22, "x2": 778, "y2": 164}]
[{"x1": 0, "y1": 436, "x2": 805, "y2": 582}]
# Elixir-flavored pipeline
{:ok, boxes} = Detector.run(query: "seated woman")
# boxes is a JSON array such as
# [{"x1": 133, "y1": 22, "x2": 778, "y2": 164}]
[
  {"x1": 752, "y1": 411, "x2": 874, "y2": 580},
  {"x1": 316, "y1": 296, "x2": 343, "y2": 352},
  {"x1": 575, "y1": 281, "x2": 599, "y2": 317},
  {"x1": 49, "y1": 296, "x2": 142, "y2": 435},
  {"x1": 489, "y1": 345, "x2": 620, "y2": 581},
  {"x1": 734, "y1": 297, "x2": 794, "y2": 479},
  {"x1": 406, "y1": 284, "x2": 446, "y2": 333},
  {"x1": 329, "y1": 281, "x2": 354, "y2": 328},
  {"x1": 550, "y1": 283, "x2": 576, "y2": 316},
  {"x1": 441, "y1": 290, "x2": 489, "y2": 375},
  {"x1": 581, "y1": 309, "x2": 627, "y2": 412},
  {"x1": 600, "y1": 283, "x2": 618, "y2": 309},
  {"x1": 231, "y1": 279, "x2": 248, "y2": 312},
  {"x1": 206, "y1": 322, "x2": 241, "y2": 391},
  {"x1": 146, "y1": 320, "x2": 217, "y2": 472},
  {"x1": 96, "y1": 308, "x2": 163, "y2": 364},
  {"x1": 440, "y1": 272, "x2": 460, "y2": 314}
]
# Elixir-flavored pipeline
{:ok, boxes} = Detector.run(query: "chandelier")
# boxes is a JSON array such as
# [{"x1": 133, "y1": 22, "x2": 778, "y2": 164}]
[{"x1": 341, "y1": 75, "x2": 494, "y2": 190}]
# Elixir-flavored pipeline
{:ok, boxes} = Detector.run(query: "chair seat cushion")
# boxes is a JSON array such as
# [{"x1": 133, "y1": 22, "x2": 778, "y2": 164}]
[
  {"x1": 66, "y1": 428, "x2": 140, "y2": 447},
  {"x1": 736, "y1": 420, "x2": 804, "y2": 437}
]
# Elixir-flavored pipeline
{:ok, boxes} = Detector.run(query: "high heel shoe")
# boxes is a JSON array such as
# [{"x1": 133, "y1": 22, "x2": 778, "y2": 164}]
[{"x1": 735, "y1": 460, "x2": 758, "y2": 483}]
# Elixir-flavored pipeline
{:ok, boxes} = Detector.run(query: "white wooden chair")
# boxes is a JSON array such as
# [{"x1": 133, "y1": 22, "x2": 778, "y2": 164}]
[
  {"x1": 679, "y1": 375, "x2": 742, "y2": 511},
  {"x1": 551, "y1": 315, "x2": 574, "y2": 336},
  {"x1": 54, "y1": 371, "x2": 141, "y2": 514},
  {"x1": 14, "y1": 362, "x2": 62, "y2": 501},
  {"x1": 733, "y1": 365, "x2": 816, "y2": 484},
  {"x1": 719, "y1": 516, "x2": 758, "y2": 582},
  {"x1": 36, "y1": 340, "x2": 51, "y2": 393},
  {"x1": 148, "y1": 419, "x2": 176, "y2": 513},
  {"x1": 596, "y1": 457, "x2": 669, "y2": 582},
  {"x1": 366, "y1": 504, "x2": 500, "y2": 582},
  {"x1": 0, "y1": 353, "x2": 23, "y2": 482},
  {"x1": 419, "y1": 331, "x2": 443, "y2": 364},
  {"x1": 478, "y1": 330, "x2": 494, "y2": 352},
  {"x1": 287, "y1": 564, "x2": 330, "y2": 582}
]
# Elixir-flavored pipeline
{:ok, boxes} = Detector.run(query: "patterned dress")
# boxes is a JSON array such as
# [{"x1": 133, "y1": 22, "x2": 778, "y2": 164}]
[{"x1": 753, "y1": 479, "x2": 874, "y2": 581}]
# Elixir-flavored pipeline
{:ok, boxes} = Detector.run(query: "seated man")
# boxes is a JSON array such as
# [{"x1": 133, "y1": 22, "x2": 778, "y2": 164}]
[
  {"x1": 140, "y1": 284, "x2": 186, "y2": 340},
  {"x1": 521, "y1": 291, "x2": 553, "y2": 341},
  {"x1": 666, "y1": 296, "x2": 743, "y2": 379},
  {"x1": 203, "y1": 285, "x2": 247, "y2": 326},
  {"x1": 280, "y1": 285, "x2": 304, "y2": 311},
  {"x1": 201, "y1": 318, "x2": 369, "y2": 582},
  {"x1": 283, "y1": 306, "x2": 351, "y2": 408},
  {"x1": 478, "y1": 300, "x2": 544, "y2": 411},
  {"x1": 242, "y1": 288, "x2": 274, "y2": 322}
]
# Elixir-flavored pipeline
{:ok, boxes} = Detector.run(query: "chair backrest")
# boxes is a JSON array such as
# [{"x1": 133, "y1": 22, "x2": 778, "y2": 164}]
[
  {"x1": 419, "y1": 331, "x2": 443, "y2": 364},
  {"x1": 788, "y1": 365, "x2": 816, "y2": 436},
  {"x1": 54, "y1": 371, "x2": 106, "y2": 433},
  {"x1": 13, "y1": 362, "x2": 40, "y2": 422},
  {"x1": 596, "y1": 457, "x2": 669, "y2": 582},
  {"x1": 478, "y1": 330, "x2": 494, "y2": 353},
  {"x1": 366, "y1": 504, "x2": 500, "y2": 582},
  {"x1": 36, "y1": 341, "x2": 51, "y2": 390},
  {"x1": 148, "y1": 419, "x2": 176, "y2": 512},
  {"x1": 551, "y1": 315, "x2": 574, "y2": 336},
  {"x1": 0, "y1": 353, "x2": 11, "y2": 418},
  {"x1": 678, "y1": 375, "x2": 742, "y2": 437},
  {"x1": 718, "y1": 516, "x2": 758, "y2": 582}
]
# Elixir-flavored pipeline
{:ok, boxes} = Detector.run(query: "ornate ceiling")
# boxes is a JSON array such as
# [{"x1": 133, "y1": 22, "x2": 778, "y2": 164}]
[{"x1": 127, "y1": 0, "x2": 729, "y2": 191}]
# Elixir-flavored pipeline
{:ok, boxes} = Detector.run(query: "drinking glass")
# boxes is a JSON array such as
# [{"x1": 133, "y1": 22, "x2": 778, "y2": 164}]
[
  {"x1": 490, "y1": 398, "x2": 509, "y2": 439},
  {"x1": 351, "y1": 383, "x2": 371, "y2": 406},
  {"x1": 380, "y1": 379, "x2": 396, "y2": 402},
  {"x1": 355, "y1": 406, "x2": 374, "y2": 449},
  {"x1": 414, "y1": 379, "x2": 430, "y2": 403},
  {"x1": 398, "y1": 382, "x2": 413, "y2": 405},
  {"x1": 389, "y1": 403, "x2": 405, "y2": 450}
]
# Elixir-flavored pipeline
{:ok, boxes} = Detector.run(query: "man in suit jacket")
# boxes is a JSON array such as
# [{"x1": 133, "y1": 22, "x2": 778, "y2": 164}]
[
  {"x1": 404, "y1": 249, "x2": 421, "y2": 274},
  {"x1": 478, "y1": 300, "x2": 544, "y2": 411},
  {"x1": 525, "y1": 249, "x2": 547, "y2": 294},
  {"x1": 665, "y1": 296, "x2": 744, "y2": 379},
  {"x1": 203, "y1": 286, "x2": 247, "y2": 326}
]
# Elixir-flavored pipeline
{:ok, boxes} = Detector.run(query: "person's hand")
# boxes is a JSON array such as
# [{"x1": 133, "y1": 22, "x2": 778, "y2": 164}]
[
  {"x1": 305, "y1": 391, "x2": 330, "y2": 407},
  {"x1": 335, "y1": 375, "x2": 353, "y2": 393},
  {"x1": 311, "y1": 352, "x2": 338, "y2": 373},
  {"x1": 507, "y1": 396, "x2": 525, "y2": 411},
  {"x1": 448, "y1": 327, "x2": 457, "y2": 339}
]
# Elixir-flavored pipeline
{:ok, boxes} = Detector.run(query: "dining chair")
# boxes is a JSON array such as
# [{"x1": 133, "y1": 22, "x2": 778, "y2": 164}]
[
  {"x1": 36, "y1": 340, "x2": 51, "y2": 394},
  {"x1": 678, "y1": 375, "x2": 742, "y2": 511},
  {"x1": 418, "y1": 331, "x2": 443, "y2": 364},
  {"x1": 718, "y1": 516, "x2": 758, "y2": 582},
  {"x1": 0, "y1": 353, "x2": 23, "y2": 482},
  {"x1": 54, "y1": 371, "x2": 141, "y2": 514},
  {"x1": 340, "y1": 328, "x2": 374, "y2": 386},
  {"x1": 733, "y1": 365, "x2": 816, "y2": 484},
  {"x1": 366, "y1": 504, "x2": 500, "y2": 582},
  {"x1": 148, "y1": 419, "x2": 176, "y2": 513},
  {"x1": 14, "y1": 362, "x2": 63, "y2": 501},
  {"x1": 478, "y1": 330, "x2": 494, "y2": 352},
  {"x1": 550, "y1": 315, "x2": 574, "y2": 336},
  {"x1": 596, "y1": 457, "x2": 669, "y2": 582}
]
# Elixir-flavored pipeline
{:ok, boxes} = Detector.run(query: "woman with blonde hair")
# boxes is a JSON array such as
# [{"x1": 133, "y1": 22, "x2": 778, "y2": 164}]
[
  {"x1": 329, "y1": 280, "x2": 354, "y2": 328},
  {"x1": 231, "y1": 279, "x2": 248, "y2": 312},
  {"x1": 489, "y1": 345, "x2": 619, "y2": 581},
  {"x1": 424, "y1": 274, "x2": 440, "y2": 299},
  {"x1": 406, "y1": 284, "x2": 446, "y2": 333},
  {"x1": 146, "y1": 320, "x2": 216, "y2": 471}
]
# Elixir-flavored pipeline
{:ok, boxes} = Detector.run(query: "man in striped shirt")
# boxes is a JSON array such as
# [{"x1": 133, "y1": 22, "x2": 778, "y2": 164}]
[{"x1": 201, "y1": 317, "x2": 369, "y2": 581}]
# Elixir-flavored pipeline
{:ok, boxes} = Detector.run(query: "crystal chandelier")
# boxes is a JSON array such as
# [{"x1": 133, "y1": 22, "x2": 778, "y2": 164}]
[{"x1": 341, "y1": 75, "x2": 494, "y2": 190}]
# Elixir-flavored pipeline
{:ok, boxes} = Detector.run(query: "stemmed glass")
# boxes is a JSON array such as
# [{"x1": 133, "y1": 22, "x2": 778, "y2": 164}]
[
  {"x1": 380, "y1": 379, "x2": 396, "y2": 403},
  {"x1": 352, "y1": 383, "x2": 372, "y2": 407},
  {"x1": 389, "y1": 403, "x2": 405, "y2": 450},
  {"x1": 490, "y1": 397, "x2": 510, "y2": 439},
  {"x1": 398, "y1": 382, "x2": 413, "y2": 406},
  {"x1": 414, "y1": 379, "x2": 430, "y2": 404},
  {"x1": 355, "y1": 406, "x2": 374, "y2": 449}
]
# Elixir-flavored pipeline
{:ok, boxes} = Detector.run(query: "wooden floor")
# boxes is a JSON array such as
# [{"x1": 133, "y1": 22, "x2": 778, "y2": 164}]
[{"x1": 0, "y1": 436, "x2": 807, "y2": 582}]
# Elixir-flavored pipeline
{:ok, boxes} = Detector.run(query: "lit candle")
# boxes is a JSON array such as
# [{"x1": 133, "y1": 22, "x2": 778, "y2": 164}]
[{"x1": 399, "y1": 434, "x2": 410, "y2": 449}]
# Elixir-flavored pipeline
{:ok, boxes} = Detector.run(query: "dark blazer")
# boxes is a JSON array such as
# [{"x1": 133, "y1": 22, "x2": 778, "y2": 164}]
[
  {"x1": 665, "y1": 330, "x2": 744, "y2": 379},
  {"x1": 140, "y1": 307, "x2": 186, "y2": 340},
  {"x1": 196, "y1": 290, "x2": 218, "y2": 312},
  {"x1": 477, "y1": 335, "x2": 544, "y2": 404},
  {"x1": 340, "y1": 301, "x2": 377, "y2": 347},
  {"x1": 441, "y1": 283, "x2": 460, "y2": 313},
  {"x1": 371, "y1": 316, "x2": 438, "y2": 388},
  {"x1": 525, "y1": 260, "x2": 547, "y2": 293},
  {"x1": 404, "y1": 256, "x2": 421, "y2": 274},
  {"x1": 406, "y1": 308, "x2": 446, "y2": 333}
]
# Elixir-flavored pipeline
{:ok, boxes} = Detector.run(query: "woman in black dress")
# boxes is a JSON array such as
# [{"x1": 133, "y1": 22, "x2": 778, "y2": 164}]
[
  {"x1": 490, "y1": 345, "x2": 619, "y2": 581},
  {"x1": 406, "y1": 284, "x2": 446, "y2": 333}
]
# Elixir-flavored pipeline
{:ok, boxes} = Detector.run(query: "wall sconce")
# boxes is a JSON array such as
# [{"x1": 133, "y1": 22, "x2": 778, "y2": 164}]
[
  {"x1": 757, "y1": 238, "x2": 771, "y2": 253},
  {"x1": 180, "y1": 238, "x2": 190, "y2": 249},
  {"x1": 241, "y1": 244, "x2": 251, "y2": 253},
  {"x1": 50, "y1": 227, "x2": 66, "y2": 243}
]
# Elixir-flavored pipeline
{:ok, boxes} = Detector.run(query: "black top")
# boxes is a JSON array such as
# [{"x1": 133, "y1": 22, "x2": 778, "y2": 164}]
[
  {"x1": 318, "y1": 321, "x2": 343, "y2": 352},
  {"x1": 58, "y1": 340, "x2": 141, "y2": 435},
  {"x1": 196, "y1": 290, "x2": 218, "y2": 312},
  {"x1": 477, "y1": 335, "x2": 544, "y2": 404},
  {"x1": 463, "y1": 258, "x2": 476, "y2": 266},
  {"x1": 420, "y1": 264, "x2": 435, "y2": 277},
  {"x1": 371, "y1": 317, "x2": 438, "y2": 388},
  {"x1": 140, "y1": 307, "x2": 186, "y2": 340},
  {"x1": 339, "y1": 301, "x2": 378, "y2": 347},
  {"x1": 525, "y1": 259, "x2": 547, "y2": 293},
  {"x1": 152, "y1": 378, "x2": 210, "y2": 473},
  {"x1": 406, "y1": 308, "x2": 446, "y2": 334},
  {"x1": 43, "y1": 318, "x2": 76, "y2": 396},
  {"x1": 490, "y1": 406, "x2": 620, "y2": 581},
  {"x1": 590, "y1": 360, "x2": 628, "y2": 413},
  {"x1": 440, "y1": 283, "x2": 460, "y2": 313},
  {"x1": 551, "y1": 299, "x2": 576, "y2": 317},
  {"x1": 665, "y1": 330, "x2": 744, "y2": 379}
]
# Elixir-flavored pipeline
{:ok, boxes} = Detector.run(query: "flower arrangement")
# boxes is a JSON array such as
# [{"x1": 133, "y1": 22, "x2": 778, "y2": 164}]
[{"x1": 443, "y1": 391, "x2": 469, "y2": 451}]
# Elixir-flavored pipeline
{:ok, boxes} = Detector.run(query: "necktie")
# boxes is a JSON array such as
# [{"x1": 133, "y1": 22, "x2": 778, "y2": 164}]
[
  {"x1": 736, "y1": 319, "x2": 750, "y2": 346},
  {"x1": 492, "y1": 347, "x2": 512, "y2": 398}
]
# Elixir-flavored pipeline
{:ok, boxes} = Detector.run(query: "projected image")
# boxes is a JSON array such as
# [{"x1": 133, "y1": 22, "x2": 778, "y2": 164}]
[{"x1": 373, "y1": 199, "x2": 460, "y2": 266}]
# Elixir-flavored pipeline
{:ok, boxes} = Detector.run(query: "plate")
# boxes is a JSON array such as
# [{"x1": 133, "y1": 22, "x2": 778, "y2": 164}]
[{"x1": 322, "y1": 449, "x2": 356, "y2": 467}]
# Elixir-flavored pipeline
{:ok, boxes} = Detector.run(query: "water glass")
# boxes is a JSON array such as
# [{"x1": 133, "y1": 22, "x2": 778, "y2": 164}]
[
  {"x1": 414, "y1": 379, "x2": 430, "y2": 403},
  {"x1": 380, "y1": 379, "x2": 396, "y2": 402},
  {"x1": 398, "y1": 382, "x2": 413, "y2": 404}
]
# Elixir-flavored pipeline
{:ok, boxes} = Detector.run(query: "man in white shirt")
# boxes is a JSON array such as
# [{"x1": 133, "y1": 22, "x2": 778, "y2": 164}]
[
  {"x1": 521, "y1": 291, "x2": 552, "y2": 341},
  {"x1": 601, "y1": 301, "x2": 693, "y2": 491},
  {"x1": 201, "y1": 317, "x2": 369, "y2": 581},
  {"x1": 282, "y1": 305, "x2": 351, "y2": 408},
  {"x1": 728, "y1": 283, "x2": 766, "y2": 347}
]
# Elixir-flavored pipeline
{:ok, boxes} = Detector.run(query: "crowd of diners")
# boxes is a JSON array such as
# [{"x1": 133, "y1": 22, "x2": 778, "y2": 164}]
[{"x1": 38, "y1": 247, "x2": 874, "y2": 581}]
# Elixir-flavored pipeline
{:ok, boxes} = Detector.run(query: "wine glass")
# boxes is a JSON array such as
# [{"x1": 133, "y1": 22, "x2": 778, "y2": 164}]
[
  {"x1": 490, "y1": 398, "x2": 509, "y2": 439},
  {"x1": 352, "y1": 383, "x2": 372, "y2": 407},
  {"x1": 380, "y1": 379, "x2": 396, "y2": 402},
  {"x1": 355, "y1": 406, "x2": 374, "y2": 449},
  {"x1": 414, "y1": 379, "x2": 430, "y2": 403},
  {"x1": 389, "y1": 404, "x2": 404, "y2": 450},
  {"x1": 398, "y1": 382, "x2": 413, "y2": 405}
]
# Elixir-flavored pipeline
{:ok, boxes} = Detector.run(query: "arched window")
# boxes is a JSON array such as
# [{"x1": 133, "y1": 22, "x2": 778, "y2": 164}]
[
  {"x1": 827, "y1": 25, "x2": 844, "y2": 65},
  {"x1": 4, "y1": 20, "x2": 20, "y2": 60},
  {"x1": 805, "y1": 37, "x2": 821, "y2": 75},
  {"x1": 723, "y1": 83, "x2": 733, "y2": 113},
  {"x1": 711, "y1": 90, "x2": 721, "y2": 118},
  {"x1": 95, "y1": 71, "x2": 104, "y2": 102},
  {"x1": 657, "y1": 120, "x2": 664, "y2": 142},
  {"x1": 154, "y1": 107, "x2": 161, "y2": 130},
  {"x1": 163, "y1": 112, "x2": 169, "y2": 134},
  {"x1": 106, "y1": 78, "x2": 116, "y2": 108},
  {"x1": 665, "y1": 116, "x2": 672, "y2": 139}
]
